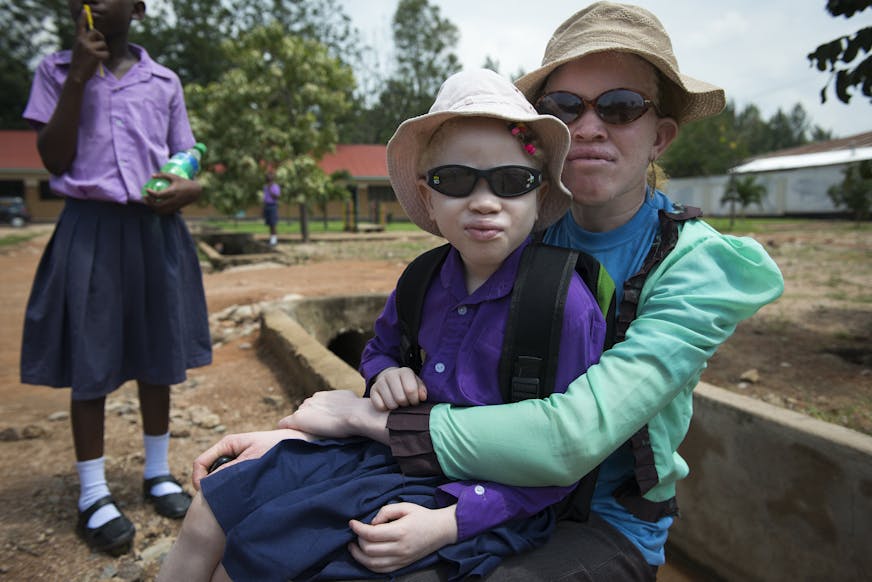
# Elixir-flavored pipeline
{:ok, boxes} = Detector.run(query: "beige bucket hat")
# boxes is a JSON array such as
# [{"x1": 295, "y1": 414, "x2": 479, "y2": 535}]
[
  {"x1": 515, "y1": 1, "x2": 726, "y2": 124},
  {"x1": 387, "y1": 68, "x2": 572, "y2": 237}
]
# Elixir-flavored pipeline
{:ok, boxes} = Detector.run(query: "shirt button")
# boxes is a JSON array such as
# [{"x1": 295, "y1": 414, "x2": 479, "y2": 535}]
[
  {"x1": 114, "y1": 118, "x2": 124, "y2": 127},
  {"x1": 434, "y1": 362, "x2": 445, "y2": 373},
  {"x1": 474, "y1": 485, "x2": 485, "y2": 496},
  {"x1": 457, "y1": 306, "x2": 467, "y2": 315}
]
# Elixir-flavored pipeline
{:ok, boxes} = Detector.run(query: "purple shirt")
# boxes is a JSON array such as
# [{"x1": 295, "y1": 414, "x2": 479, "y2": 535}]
[
  {"x1": 23, "y1": 44, "x2": 195, "y2": 204},
  {"x1": 360, "y1": 238, "x2": 606, "y2": 540},
  {"x1": 263, "y1": 182, "x2": 281, "y2": 204}
]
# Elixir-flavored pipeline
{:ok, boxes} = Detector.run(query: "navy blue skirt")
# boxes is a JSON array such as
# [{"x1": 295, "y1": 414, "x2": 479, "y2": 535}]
[
  {"x1": 20, "y1": 198, "x2": 212, "y2": 399},
  {"x1": 201, "y1": 438, "x2": 555, "y2": 581},
  {"x1": 263, "y1": 202, "x2": 278, "y2": 227}
]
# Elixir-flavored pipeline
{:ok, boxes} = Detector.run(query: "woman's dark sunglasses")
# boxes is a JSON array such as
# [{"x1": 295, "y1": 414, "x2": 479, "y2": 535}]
[
  {"x1": 535, "y1": 89, "x2": 659, "y2": 125},
  {"x1": 425, "y1": 165, "x2": 542, "y2": 198}
]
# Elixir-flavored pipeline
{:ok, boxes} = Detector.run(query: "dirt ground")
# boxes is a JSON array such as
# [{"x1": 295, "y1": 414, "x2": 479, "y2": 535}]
[{"x1": 0, "y1": 220, "x2": 869, "y2": 580}]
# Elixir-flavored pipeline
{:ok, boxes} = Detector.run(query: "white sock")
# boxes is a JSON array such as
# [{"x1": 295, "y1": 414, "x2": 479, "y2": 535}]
[
  {"x1": 143, "y1": 432, "x2": 182, "y2": 497},
  {"x1": 77, "y1": 457, "x2": 121, "y2": 528},
  {"x1": 269, "y1": 234, "x2": 277, "y2": 245}
]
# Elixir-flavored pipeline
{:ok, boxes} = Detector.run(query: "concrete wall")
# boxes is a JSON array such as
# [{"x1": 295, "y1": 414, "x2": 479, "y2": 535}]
[
  {"x1": 671, "y1": 382, "x2": 872, "y2": 581},
  {"x1": 260, "y1": 297, "x2": 872, "y2": 580}
]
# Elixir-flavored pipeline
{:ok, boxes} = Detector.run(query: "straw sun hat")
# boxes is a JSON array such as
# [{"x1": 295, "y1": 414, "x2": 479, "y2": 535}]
[
  {"x1": 387, "y1": 68, "x2": 571, "y2": 237},
  {"x1": 515, "y1": 1, "x2": 726, "y2": 124}
]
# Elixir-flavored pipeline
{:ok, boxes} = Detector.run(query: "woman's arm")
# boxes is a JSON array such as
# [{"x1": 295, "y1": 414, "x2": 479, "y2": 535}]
[{"x1": 401, "y1": 226, "x2": 784, "y2": 486}]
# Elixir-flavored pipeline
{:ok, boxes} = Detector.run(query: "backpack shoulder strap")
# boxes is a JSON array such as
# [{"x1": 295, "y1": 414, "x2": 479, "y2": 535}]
[
  {"x1": 498, "y1": 243, "x2": 578, "y2": 402},
  {"x1": 395, "y1": 243, "x2": 451, "y2": 375},
  {"x1": 615, "y1": 205, "x2": 701, "y2": 343}
]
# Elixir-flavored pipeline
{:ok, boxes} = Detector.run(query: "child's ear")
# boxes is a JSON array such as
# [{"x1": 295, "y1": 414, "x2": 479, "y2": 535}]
[
  {"x1": 417, "y1": 179, "x2": 435, "y2": 218},
  {"x1": 535, "y1": 181, "x2": 549, "y2": 222}
]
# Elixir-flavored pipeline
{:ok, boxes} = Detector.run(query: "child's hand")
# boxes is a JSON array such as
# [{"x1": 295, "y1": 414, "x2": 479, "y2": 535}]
[
  {"x1": 347, "y1": 503, "x2": 458, "y2": 573},
  {"x1": 144, "y1": 174, "x2": 203, "y2": 214},
  {"x1": 69, "y1": 9, "x2": 108, "y2": 83},
  {"x1": 369, "y1": 367, "x2": 427, "y2": 411}
]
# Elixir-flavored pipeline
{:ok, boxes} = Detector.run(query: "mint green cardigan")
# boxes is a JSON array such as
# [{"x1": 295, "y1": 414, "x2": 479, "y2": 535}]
[{"x1": 427, "y1": 219, "x2": 784, "y2": 503}]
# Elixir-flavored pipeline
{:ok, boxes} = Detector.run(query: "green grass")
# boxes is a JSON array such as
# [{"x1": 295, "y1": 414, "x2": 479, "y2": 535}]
[
  {"x1": 0, "y1": 232, "x2": 37, "y2": 247},
  {"x1": 195, "y1": 218, "x2": 422, "y2": 235}
]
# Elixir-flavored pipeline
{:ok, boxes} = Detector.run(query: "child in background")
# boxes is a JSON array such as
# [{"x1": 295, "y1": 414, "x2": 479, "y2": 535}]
[
  {"x1": 263, "y1": 170, "x2": 280, "y2": 246},
  {"x1": 20, "y1": 0, "x2": 211, "y2": 555},
  {"x1": 158, "y1": 68, "x2": 606, "y2": 582}
]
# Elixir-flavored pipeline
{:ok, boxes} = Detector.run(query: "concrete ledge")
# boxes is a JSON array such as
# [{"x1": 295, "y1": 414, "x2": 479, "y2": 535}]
[
  {"x1": 260, "y1": 307, "x2": 365, "y2": 399},
  {"x1": 258, "y1": 295, "x2": 872, "y2": 580},
  {"x1": 671, "y1": 381, "x2": 872, "y2": 581}
]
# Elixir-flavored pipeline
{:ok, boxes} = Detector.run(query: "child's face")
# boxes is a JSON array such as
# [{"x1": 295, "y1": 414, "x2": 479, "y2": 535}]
[
  {"x1": 418, "y1": 118, "x2": 545, "y2": 278},
  {"x1": 68, "y1": 1, "x2": 145, "y2": 34}
]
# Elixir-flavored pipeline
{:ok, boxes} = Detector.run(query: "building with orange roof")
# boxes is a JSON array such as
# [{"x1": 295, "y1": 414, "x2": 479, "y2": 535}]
[{"x1": 0, "y1": 130, "x2": 402, "y2": 226}]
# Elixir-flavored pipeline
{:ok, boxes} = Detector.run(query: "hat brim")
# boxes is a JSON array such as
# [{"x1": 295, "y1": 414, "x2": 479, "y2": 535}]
[
  {"x1": 387, "y1": 109, "x2": 571, "y2": 237},
  {"x1": 515, "y1": 47, "x2": 725, "y2": 125}
]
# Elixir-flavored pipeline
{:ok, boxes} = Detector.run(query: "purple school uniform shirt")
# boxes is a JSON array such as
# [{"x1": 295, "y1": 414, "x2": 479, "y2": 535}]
[
  {"x1": 360, "y1": 238, "x2": 606, "y2": 540},
  {"x1": 263, "y1": 183, "x2": 281, "y2": 204},
  {"x1": 22, "y1": 44, "x2": 195, "y2": 204}
]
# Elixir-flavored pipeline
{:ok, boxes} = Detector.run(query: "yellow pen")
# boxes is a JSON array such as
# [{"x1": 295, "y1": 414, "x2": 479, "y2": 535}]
[{"x1": 83, "y1": 4, "x2": 105, "y2": 77}]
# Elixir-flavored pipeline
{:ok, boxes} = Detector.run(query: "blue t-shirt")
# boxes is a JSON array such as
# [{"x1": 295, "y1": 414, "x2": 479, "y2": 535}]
[{"x1": 543, "y1": 189, "x2": 677, "y2": 565}]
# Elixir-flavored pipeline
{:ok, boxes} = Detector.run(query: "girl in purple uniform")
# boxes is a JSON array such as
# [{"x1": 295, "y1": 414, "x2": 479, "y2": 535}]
[
  {"x1": 158, "y1": 68, "x2": 606, "y2": 581},
  {"x1": 20, "y1": 0, "x2": 210, "y2": 555}
]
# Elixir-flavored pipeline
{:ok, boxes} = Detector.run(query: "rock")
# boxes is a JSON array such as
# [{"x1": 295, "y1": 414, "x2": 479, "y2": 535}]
[
  {"x1": 239, "y1": 342, "x2": 252, "y2": 350},
  {"x1": 262, "y1": 396, "x2": 281, "y2": 408},
  {"x1": 139, "y1": 536, "x2": 175, "y2": 566},
  {"x1": 737, "y1": 382, "x2": 750, "y2": 390},
  {"x1": 170, "y1": 427, "x2": 191, "y2": 438},
  {"x1": 189, "y1": 406, "x2": 221, "y2": 429},
  {"x1": 739, "y1": 369, "x2": 760, "y2": 383},
  {"x1": 21, "y1": 425, "x2": 46, "y2": 439},
  {"x1": 0, "y1": 427, "x2": 20, "y2": 441},
  {"x1": 779, "y1": 361, "x2": 792, "y2": 368},
  {"x1": 48, "y1": 411, "x2": 69, "y2": 422}
]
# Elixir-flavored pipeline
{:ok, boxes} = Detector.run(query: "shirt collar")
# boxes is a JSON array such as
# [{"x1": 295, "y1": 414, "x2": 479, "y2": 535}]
[
  {"x1": 54, "y1": 44, "x2": 173, "y2": 82},
  {"x1": 440, "y1": 237, "x2": 532, "y2": 304}
]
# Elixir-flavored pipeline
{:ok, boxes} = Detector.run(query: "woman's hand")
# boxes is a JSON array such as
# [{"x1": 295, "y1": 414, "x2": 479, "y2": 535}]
[
  {"x1": 369, "y1": 367, "x2": 427, "y2": 411},
  {"x1": 144, "y1": 174, "x2": 203, "y2": 214},
  {"x1": 191, "y1": 428, "x2": 311, "y2": 490},
  {"x1": 279, "y1": 390, "x2": 390, "y2": 444},
  {"x1": 348, "y1": 503, "x2": 458, "y2": 573}
]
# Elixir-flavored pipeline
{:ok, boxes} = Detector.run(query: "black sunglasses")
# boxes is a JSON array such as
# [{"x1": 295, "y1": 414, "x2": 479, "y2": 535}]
[
  {"x1": 535, "y1": 89, "x2": 659, "y2": 126},
  {"x1": 425, "y1": 165, "x2": 543, "y2": 198}
]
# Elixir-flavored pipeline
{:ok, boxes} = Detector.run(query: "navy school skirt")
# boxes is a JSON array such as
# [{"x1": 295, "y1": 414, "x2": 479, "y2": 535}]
[
  {"x1": 20, "y1": 198, "x2": 212, "y2": 400},
  {"x1": 201, "y1": 438, "x2": 556, "y2": 581}
]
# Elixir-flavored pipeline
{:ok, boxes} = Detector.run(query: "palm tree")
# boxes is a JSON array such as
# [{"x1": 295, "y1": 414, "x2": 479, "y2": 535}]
[{"x1": 721, "y1": 175, "x2": 767, "y2": 228}]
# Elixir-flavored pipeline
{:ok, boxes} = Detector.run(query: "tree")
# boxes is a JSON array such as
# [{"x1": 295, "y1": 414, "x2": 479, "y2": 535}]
[
  {"x1": 349, "y1": 0, "x2": 461, "y2": 143},
  {"x1": 0, "y1": 0, "x2": 68, "y2": 129},
  {"x1": 808, "y1": 0, "x2": 872, "y2": 103},
  {"x1": 828, "y1": 159, "x2": 872, "y2": 221},
  {"x1": 721, "y1": 175, "x2": 768, "y2": 228},
  {"x1": 186, "y1": 23, "x2": 355, "y2": 240}
]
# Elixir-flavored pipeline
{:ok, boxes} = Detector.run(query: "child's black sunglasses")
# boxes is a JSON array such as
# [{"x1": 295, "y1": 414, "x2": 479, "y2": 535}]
[
  {"x1": 535, "y1": 89, "x2": 659, "y2": 126},
  {"x1": 425, "y1": 165, "x2": 543, "y2": 198}
]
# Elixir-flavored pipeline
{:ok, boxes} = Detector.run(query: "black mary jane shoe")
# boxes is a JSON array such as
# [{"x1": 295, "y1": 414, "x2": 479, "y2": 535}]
[
  {"x1": 143, "y1": 475, "x2": 192, "y2": 519},
  {"x1": 76, "y1": 496, "x2": 136, "y2": 556}
]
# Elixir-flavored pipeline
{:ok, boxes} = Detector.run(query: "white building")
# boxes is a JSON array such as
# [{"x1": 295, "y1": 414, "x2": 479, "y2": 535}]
[{"x1": 664, "y1": 131, "x2": 872, "y2": 217}]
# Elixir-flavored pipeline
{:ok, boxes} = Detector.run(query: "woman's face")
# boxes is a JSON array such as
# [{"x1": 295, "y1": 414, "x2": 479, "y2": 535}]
[{"x1": 542, "y1": 53, "x2": 678, "y2": 214}]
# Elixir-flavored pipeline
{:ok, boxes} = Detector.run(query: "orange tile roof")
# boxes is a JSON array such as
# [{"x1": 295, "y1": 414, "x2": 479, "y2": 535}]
[
  {"x1": 319, "y1": 144, "x2": 387, "y2": 178},
  {"x1": 0, "y1": 130, "x2": 42, "y2": 171}
]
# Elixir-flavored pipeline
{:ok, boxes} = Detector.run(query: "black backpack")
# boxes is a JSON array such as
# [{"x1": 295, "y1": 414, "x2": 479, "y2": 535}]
[{"x1": 392, "y1": 205, "x2": 702, "y2": 522}]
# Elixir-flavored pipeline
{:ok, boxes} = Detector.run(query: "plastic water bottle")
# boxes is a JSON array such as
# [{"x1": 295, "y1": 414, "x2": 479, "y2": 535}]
[{"x1": 142, "y1": 143, "x2": 207, "y2": 197}]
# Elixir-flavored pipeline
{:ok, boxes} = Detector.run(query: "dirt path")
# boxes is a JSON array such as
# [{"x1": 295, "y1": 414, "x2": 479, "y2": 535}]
[{"x1": 0, "y1": 222, "x2": 869, "y2": 580}]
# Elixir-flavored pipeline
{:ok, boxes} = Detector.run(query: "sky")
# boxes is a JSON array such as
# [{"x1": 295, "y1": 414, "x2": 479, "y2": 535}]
[{"x1": 337, "y1": 0, "x2": 872, "y2": 138}]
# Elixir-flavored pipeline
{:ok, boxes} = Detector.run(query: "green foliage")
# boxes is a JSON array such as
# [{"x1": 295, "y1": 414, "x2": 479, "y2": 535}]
[
  {"x1": 828, "y1": 159, "x2": 872, "y2": 221},
  {"x1": 187, "y1": 23, "x2": 355, "y2": 226},
  {"x1": 661, "y1": 101, "x2": 830, "y2": 178},
  {"x1": 807, "y1": 0, "x2": 872, "y2": 103},
  {"x1": 343, "y1": 0, "x2": 461, "y2": 143},
  {"x1": 721, "y1": 174, "x2": 768, "y2": 227}
]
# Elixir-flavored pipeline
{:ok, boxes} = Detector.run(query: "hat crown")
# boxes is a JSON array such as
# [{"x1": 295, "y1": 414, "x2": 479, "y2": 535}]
[
  {"x1": 431, "y1": 69, "x2": 539, "y2": 117},
  {"x1": 544, "y1": 1, "x2": 679, "y2": 81}
]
